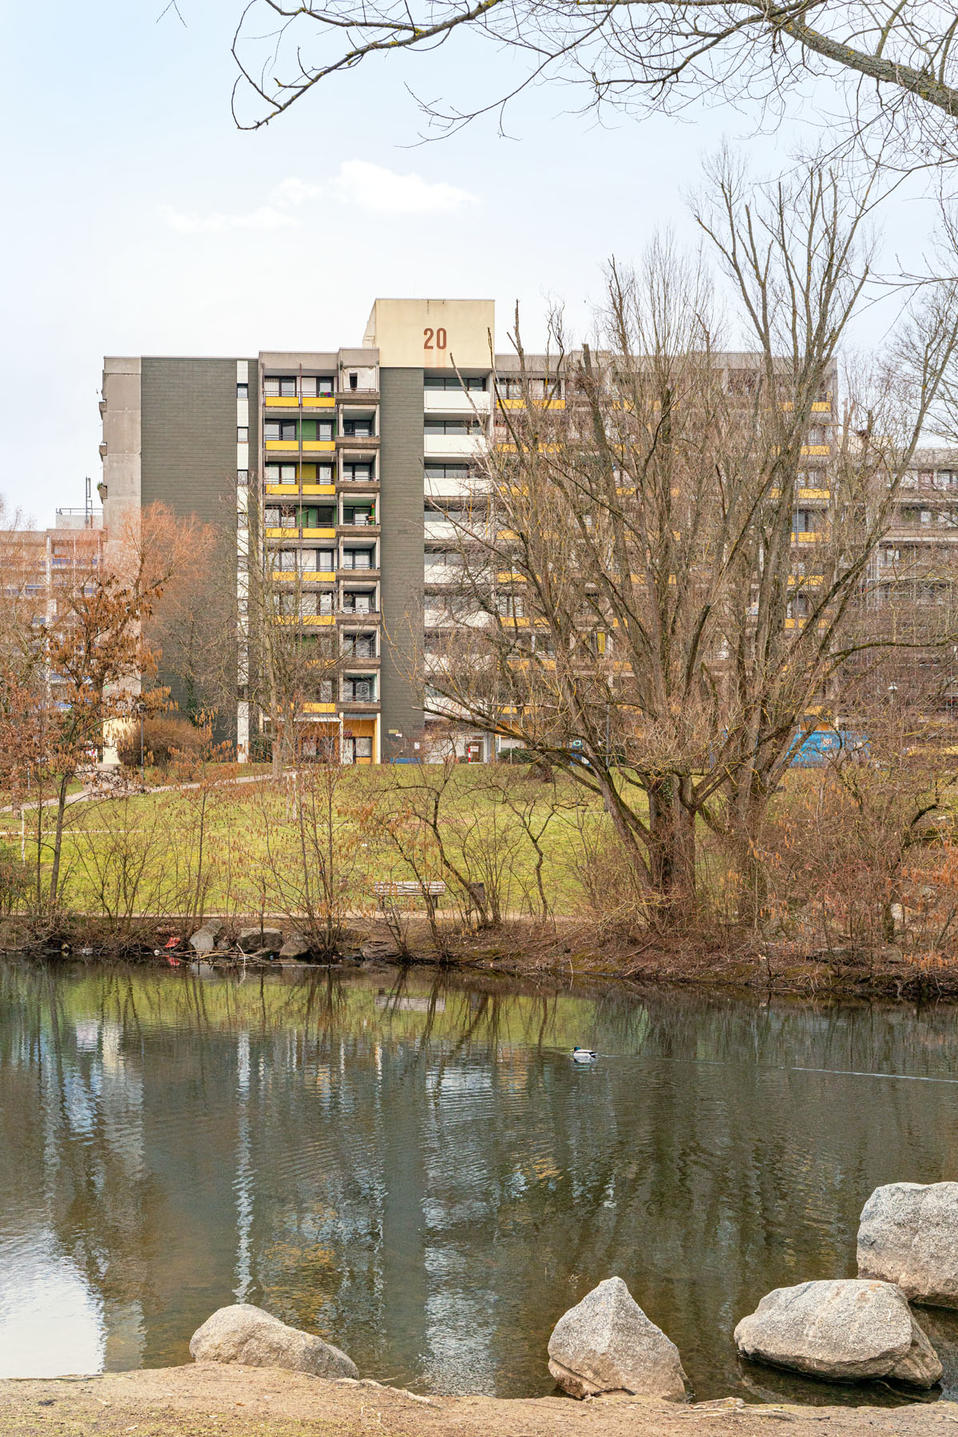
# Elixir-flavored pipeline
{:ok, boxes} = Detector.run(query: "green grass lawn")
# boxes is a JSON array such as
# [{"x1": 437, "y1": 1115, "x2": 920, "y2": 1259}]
[{"x1": 19, "y1": 764, "x2": 613, "y2": 919}]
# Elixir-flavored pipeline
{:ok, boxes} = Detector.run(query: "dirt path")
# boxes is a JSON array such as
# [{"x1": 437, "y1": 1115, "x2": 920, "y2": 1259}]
[{"x1": 1, "y1": 1366, "x2": 956, "y2": 1437}]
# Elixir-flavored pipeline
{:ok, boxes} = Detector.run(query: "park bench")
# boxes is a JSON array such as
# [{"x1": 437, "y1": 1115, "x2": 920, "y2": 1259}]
[{"x1": 373, "y1": 880, "x2": 446, "y2": 912}]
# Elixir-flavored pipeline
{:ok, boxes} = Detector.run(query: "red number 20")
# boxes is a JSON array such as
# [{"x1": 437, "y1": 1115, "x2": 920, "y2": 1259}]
[{"x1": 424, "y1": 327, "x2": 447, "y2": 351}]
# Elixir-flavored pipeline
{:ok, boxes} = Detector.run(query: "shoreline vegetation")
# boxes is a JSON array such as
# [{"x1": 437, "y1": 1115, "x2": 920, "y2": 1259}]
[
  {"x1": 4, "y1": 761, "x2": 958, "y2": 1000},
  {"x1": 0, "y1": 1364, "x2": 954, "y2": 1437}
]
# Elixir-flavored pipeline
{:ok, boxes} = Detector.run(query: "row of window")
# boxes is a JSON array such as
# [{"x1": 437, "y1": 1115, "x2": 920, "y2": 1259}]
[
  {"x1": 265, "y1": 504, "x2": 375, "y2": 527},
  {"x1": 264, "y1": 419, "x2": 374, "y2": 441},
  {"x1": 265, "y1": 462, "x2": 375, "y2": 483},
  {"x1": 424, "y1": 418, "x2": 484, "y2": 436},
  {"x1": 276, "y1": 591, "x2": 377, "y2": 615},
  {"x1": 275, "y1": 548, "x2": 377, "y2": 571}
]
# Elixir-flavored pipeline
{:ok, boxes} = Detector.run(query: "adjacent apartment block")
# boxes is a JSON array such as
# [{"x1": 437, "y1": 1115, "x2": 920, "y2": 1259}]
[{"x1": 99, "y1": 299, "x2": 840, "y2": 763}]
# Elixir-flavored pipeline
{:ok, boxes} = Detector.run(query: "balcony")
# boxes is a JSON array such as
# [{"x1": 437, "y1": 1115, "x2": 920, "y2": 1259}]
[
  {"x1": 424, "y1": 433, "x2": 486, "y2": 459},
  {"x1": 424, "y1": 389, "x2": 491, "y2": 414}
]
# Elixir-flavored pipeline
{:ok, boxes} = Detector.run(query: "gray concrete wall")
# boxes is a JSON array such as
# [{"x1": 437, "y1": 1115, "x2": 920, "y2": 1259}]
[
  {"x1": 139, "y1": 358, "x2": 250, "y2": 737},
  {"x1": 140, "y1": 358, "x2": 240, "y2": 526},
  {"x1": 379, "y1": 367, "x2": 424, "y2": 754}
]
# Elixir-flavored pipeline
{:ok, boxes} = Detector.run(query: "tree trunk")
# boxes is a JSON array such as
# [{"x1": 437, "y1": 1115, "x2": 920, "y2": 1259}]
[
  {"x1": 48, "y1": 774, "x2": 71, "y2": 912},
  {"x1": 647, "y1": 777, "x2": 697, "y2": 915}
]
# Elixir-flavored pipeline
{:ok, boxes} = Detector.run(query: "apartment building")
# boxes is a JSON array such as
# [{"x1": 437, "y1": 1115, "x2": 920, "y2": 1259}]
[
  {"x1": 871, "y1": 448, "x2": 958, "y2": 614},
  {"x1": 98, "y1": 301, "x2": 838, "y2": 763},
  {"x1": 0, "y1": 506, "x2": 104, "y2": 700}
]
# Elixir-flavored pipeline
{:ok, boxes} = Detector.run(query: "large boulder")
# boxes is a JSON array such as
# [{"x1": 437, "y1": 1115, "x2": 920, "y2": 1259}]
[
  {"x1": 858, "y1": 1182, "x2": 958, "y2": 1308},
  {"x1": 237, "y1": 927, "x2": 283, "y2": 955},
  {"x1": 279, "y1": 933, "x2": 312, "y2": 959},
  {"x1": 734, "y1": 1279, "x2": 942, "y2": 1388},
  {"x1": 547, "y1": 1276, "x2": 688, "y2": 1400},
  {"x1": 189, "y1": 1303, "x2": 358, "y2": 1379}
]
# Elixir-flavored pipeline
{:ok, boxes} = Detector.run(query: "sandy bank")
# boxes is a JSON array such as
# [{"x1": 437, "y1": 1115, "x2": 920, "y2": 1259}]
[{"x1": 0, "y1": 1365, "x2": 954, "y2": 1437}]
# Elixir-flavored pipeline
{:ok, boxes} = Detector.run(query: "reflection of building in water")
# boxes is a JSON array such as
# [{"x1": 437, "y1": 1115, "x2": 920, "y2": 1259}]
[{"x1": 4, "y1": 969, "x2": 958, "y2": 1396}]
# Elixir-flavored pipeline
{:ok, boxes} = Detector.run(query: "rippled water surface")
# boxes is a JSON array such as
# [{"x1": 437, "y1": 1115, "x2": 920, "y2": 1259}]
[{"x1": 2, "y1": 959, "x2": 958, "y2": 1402}]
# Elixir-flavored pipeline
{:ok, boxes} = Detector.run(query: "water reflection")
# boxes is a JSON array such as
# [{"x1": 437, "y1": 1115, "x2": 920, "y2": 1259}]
[{"x1": 1, "y1": 959, "x2": 958, "y2": 1401}]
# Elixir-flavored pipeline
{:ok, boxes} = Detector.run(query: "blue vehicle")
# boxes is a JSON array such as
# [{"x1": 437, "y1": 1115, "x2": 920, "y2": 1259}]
[{"x1": 790, "y1": 729, "x2": 868, "y2": 767}]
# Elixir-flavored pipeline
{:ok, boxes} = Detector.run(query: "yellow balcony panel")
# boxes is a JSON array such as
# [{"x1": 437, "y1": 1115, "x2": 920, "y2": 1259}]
[
  {"x1": 793, "y1": 530, "x2": 826, "y2": 544},
  {"x1": 302, "y1": 527, "x2": 337, "y2": 540},
  {"x1": 801, "y1": 445, "x2": 830, "y2": 457},
  {"x1": 265, "y1": 483, "x2": 299, "y2": 495},
  {"x1": 302, "y1": 570, "x2": 336, "y2": 583},
  {"x1": 303, "y1": 702, "x2": 337, "y2": 714},
  {"x1": 496, "y1": 572, "x2": 527, "y2": 583},
  {"x1": 302, "y1": 397, "x2": 336, "y2": 408},
  {"x1": 271, "y1": 571, "x2": 297, "y2": 582},
  {"x1": 265, "y1": 527, "x2": 287, "y2": 538},
  {"x1": 265, "y1": 440, "x2": 300, "y2": 452},
  {"x1": 811, "y1": 401, "x2": 831, "y2": 412},
  {"x1": 265, "y1": 396, "x2": 300, "y2": 408},
  {"x1": 499, "y1": 397, "x2": 566, "y2": 410},
  {"x1": 301, "y1": 614, "x2": 336, "y2": 626},
  {"x1": 798, "y1": 488, "x2": 830, "y2": 501},
  {"x1": 788, "y1": 573, "x2": 825, "y2": 586},
  {"x1": 301, "y1": 484, "x2": 336, "y2": 496},
  {"x1": 302, "y1": 440, "x2": 337, "y2": 453}
]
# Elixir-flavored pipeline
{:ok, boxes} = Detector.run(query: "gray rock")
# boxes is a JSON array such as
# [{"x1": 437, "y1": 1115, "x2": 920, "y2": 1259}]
[
  {"x1": 734, "y1": 1279, "x2": 942, "y2": 1388},
  {"x1": 858, "y1": 1182, "x2": 958, "y2": 1308},
  {"x1": 237, "y1": 927, "x2": 283, "y2": 954},
  {"x1": 189, "y1": 927, "x2": 217, "y2": 954},
  {"x1": 547, "y1": 1276, "x2": 688, "y2": 1400},
  {"x1": 189, "y1": 1303, "x2": 357, "y2": 1379},
  {"x1": 279, "y1": 934, "x2": 312, "y2": 959}
]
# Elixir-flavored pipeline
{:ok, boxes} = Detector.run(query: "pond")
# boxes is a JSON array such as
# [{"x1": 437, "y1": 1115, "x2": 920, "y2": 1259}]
[{"x1": 1, "y1": 958, "x2": 958, "y2": 1404}]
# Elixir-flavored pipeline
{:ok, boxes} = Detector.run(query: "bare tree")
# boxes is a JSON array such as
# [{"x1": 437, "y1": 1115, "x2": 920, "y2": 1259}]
[
  {"x1": 239, "y1": 487, "x2": 346, "y2": 775},
  {"x1": 426, "y1": 162, "x2": 958, "y2": 924},
  {"x1": 230, "y1": 0, "x2": 958, "y2": 161}
]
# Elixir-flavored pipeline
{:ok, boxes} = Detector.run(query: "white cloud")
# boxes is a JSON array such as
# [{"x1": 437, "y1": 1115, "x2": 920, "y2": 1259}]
[
  {"x1": 332, "y1": 160, "x2": 478, "y2": 214},
  {"x1": 158, "y1": 161, "x2": 478, "y2": 238},
  {"x1": 271, "y1": 176, "x2": 324, "y2": 208},
  {"x1": 159, "y1": 204, "x2": 295, "y2": 234}
]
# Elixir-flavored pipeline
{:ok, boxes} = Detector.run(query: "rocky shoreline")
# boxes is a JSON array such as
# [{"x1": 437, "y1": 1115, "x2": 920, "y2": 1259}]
[{"x1": 3, "y1": 909, "x2": 957, "y2": 1001}]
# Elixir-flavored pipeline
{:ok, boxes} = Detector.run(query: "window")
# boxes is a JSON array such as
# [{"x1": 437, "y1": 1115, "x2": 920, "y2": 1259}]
[
  {"x1": 425, "y1": 462, "x2": 471, "y2": 482},
  {"x1": 316, "y1": 464, "x2": 334, "y2": 483},
  {"x1": 317, "y1": 678, "x2": 334, "y2": 702},
  {"x1": 301, "y1": 506, "x2": 335, "y2": 527},
  {"x1": 342, "y1": 591, "x2": 373, "y2": 614},
  {"x1": 317, "y1": 550, "x2": 335, "y2": 570},
  {"x1": 300, "y1": 593, "x2": 319, "y2": 617},
  {"x1": 425, "y1": 375, "x2": 486, "y2": 391},
  {"x1": 237, "y1": 469, "x2": 249, "y2": 485},
  {"x1": 344, "y1": 676, "x2": 376, "y2": 702},
  {"x1": 497, "y1": 593, "x2": 525, "y2": 618},
  {"x1": 343, "y1": 419, "x2": 373, "y2": 438},
  {"x1": 319, "y1": 591, "x2": 335, "y2": 615},
  {"x1": 354, "y1": 736, "x2": 373, "y2": 759},
  {"x1": 344, "y1": 508, "x2": 375, "y2": 527},
  {"x1": 342, "y1": 548, "x2": 375, "y2": 570},
  {"x1": 349, "y1": 372, "x2": 358, "y2": 390},
  {"x1": 424, "y1": 418, "x2": 482, "y2": 435},
  {"x1": 264, "y1": 376, "x2": 297, "y2": 398},
  {"x1": 277, "y1": 550, "x2": 298, "y2": 571},
  {"x1": 265, "y1": 421, "x2": 297, "y2": 442},
  {"x1": 343, "y1": 632, "x2": 377, "y2": 658},
  {"x1": 237, "y1": 426, "x2": 249, "y2": 442},
  {"x1": 279, "y1": 507, "x2": 297, "y2": 528},
  {"x1": 319, "y1": 377, "x2": 335, "y2": 395},
  {"x1": 236, "y1": 382, "x2": 248, "y2": 399},
  {"x1": 343, "y1": 462, "x2": 374, "y2": 483},
  {"x1": 265, "y1": 507, "x2": 280, "y2": 527}
]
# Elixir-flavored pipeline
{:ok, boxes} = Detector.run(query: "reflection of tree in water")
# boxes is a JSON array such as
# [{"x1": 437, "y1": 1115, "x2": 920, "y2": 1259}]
[{"x1": 3, "y1": 961, "x2": 958, "y2": 1397}]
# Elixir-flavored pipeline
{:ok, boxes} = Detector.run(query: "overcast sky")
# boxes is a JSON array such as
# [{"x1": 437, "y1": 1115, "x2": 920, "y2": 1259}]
[{"x1": 0, "y1": 0, "x2": 942, "y2": 525}]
